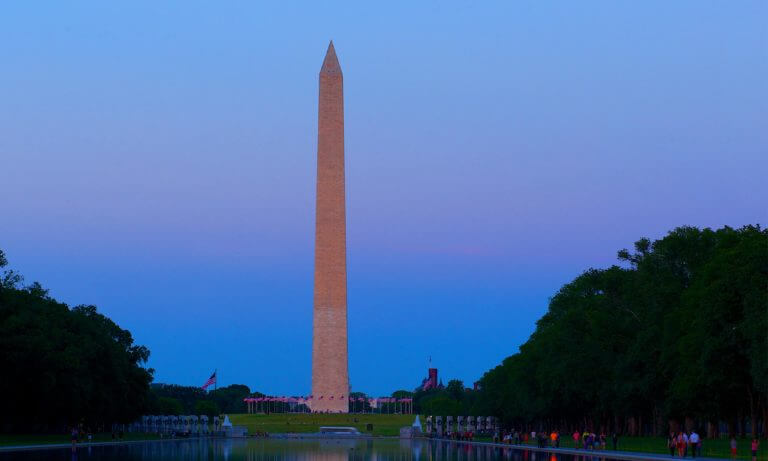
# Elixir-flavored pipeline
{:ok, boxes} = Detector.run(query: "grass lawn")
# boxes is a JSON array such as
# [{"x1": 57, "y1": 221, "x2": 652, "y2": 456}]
[
  {"x1": 228, "y1": 413, "x2": 415, "y2": 437},
  {"x1": 501, "y1": 436, "x2": 765, "y2": 461},
  {"x1": 616, "y1": 436, "x2": 763, "y2": 460},
  {"x1": 0, "y1": 432, "x2": 160, "y2": 447}
]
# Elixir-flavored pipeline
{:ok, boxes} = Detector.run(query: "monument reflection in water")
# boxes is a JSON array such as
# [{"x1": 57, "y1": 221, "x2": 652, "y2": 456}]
[{"x1": 0, "y1": 439, "x2": 612, "y2": 461}]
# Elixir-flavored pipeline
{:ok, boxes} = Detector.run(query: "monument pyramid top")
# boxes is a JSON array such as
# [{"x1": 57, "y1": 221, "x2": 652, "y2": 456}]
[{"x1": 320, "y1": 41, "x2": 342, "y2": 75}]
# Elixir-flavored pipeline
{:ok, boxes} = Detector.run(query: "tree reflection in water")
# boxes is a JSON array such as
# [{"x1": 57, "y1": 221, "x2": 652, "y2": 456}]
[{"x1": 1, "y1": 438, "x2": 624, "y2": 461}]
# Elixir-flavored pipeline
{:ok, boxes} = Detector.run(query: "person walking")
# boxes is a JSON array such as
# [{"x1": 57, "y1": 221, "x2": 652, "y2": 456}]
[
  {"x1": 730, "y1": 437, "x2": 738, "y2": 460},
  {"x1": 677, "y1": 432, "x2": 687, "y2": 457},
  {"x1": 689, "y1": 430, "x2": 700, "y2": 458},
  {"x1": 668, "y1": 432, "x2": 677, "y2": 457},
  {"x1": 573, "y1": 430, "x2": 581, "y2": 449},
  {"x1": 751, "y1": 438, "x2": 759, "y2": 461},
  {"x1": 612, "y1": 433, "x2": 619, "y2": 451}
]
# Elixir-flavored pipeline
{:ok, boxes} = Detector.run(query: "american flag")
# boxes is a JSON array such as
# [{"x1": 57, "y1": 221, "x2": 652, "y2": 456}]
[{"x1": 201, "y1": 371, "x2": 216, "y2": 390}]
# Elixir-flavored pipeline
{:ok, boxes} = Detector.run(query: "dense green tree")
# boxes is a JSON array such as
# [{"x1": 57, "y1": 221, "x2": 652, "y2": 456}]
[
  {"x1": 392, "y1": 390, "x2": 414, "y2": 399},
  {"x1": 194, "y1": 400, "x2": 220, "y2": 418},
  {"x1": 475, "y1": 225, "x2": 767, "y2": 437},
  {"x1": 156, "y1": 397, "x2": 183, "y2": 415},
  {"x1": 349, "y1": 391, "x2": 372, "y2": 412},
  {"x1": 0, "y1": 251, "x2": 153, "y2": 432},
  {"x1": 445, "y1": 380, "x2": 466, "y2": 402},
  {"x1": 149, "y1": 383, "x2": 252, "y2": 414},
  {"x1": 149, "y1": 384, "x2": 208, "y2": 414},
  {"x1": 210, "y1": 384, "x2": 251, "y2": 413},
  {"x1": 415, "y1": 384, "x2": 479, "y2": 417}
]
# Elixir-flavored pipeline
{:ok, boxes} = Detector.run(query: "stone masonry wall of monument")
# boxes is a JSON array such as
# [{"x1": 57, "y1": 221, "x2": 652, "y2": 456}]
[{"x1": 311, "y1": 42, "x2": 349, "y2": 413}]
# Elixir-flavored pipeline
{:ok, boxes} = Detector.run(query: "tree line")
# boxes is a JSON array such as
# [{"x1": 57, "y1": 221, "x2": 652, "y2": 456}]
[
  {"x1": 148, "y1": 383, "x2": 255, "y2": 417},
  {"x1": 0, "y1": 250, "x2": 153, "y2": 433},
  {"x1": 413, "y1": 380, "x2": 479, "y2": 416},
  {"x1": 0, "y1": 249, "x2": 261, "y2": 431},
  {"x1": 2, "y1": 224, "x2": 764, "y2": 435},
  {"x1": 471, "y1": 225, "x2": 766, "y2": 437}
]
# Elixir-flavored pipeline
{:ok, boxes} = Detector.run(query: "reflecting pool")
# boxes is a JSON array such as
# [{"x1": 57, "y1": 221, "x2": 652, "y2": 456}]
[{"x1": 0, "y1": 438, "x2": 625, "y2": 461}]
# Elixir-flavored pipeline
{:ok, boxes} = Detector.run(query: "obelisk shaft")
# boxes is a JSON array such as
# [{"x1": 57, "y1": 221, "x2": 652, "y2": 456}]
[{"x1": 311, "y1": 42, "x2": 349, "y2": 413}]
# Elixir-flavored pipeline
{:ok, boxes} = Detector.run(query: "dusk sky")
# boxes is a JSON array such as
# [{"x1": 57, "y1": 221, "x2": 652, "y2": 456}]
[{"x1": 1, "y1": 1, "x2": 766, "y2": 396}]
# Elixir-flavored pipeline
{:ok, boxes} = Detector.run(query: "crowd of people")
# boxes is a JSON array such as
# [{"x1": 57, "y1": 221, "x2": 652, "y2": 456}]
[
  {"x1": 441, "y1": 430, "x2": 476, "y2": 442},
  {"x1": 667, "y1": 430, "x2": 703, "y2": 458},
  {"x1": 69, "y1": 426, "x2": 124, "y2": 447},
  {"x1": 570, "y1": 430, "x2": 619, "y2": 450},
  {"x1": 493, "y1": 430, "x2": 619, "y2": 451},
  {"x1": 490, "y1": 428, "x2": 761, "y2": 460},
  {"x1": 666, "y1": 431, "x2": 762, "y2": 460}
]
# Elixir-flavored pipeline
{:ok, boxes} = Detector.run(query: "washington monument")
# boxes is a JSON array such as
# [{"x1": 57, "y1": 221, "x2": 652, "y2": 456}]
[{"x1": 311, "y1": 41, "x2": 349, "y2": 413}]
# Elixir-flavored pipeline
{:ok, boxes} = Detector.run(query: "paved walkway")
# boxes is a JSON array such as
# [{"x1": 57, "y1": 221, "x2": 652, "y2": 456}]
[
  {"x1": 0, "y1": 437, "x2": 204, "y2": 453},
  {"x1": 0, "y1": 435, "x2": 744, "y2": 461},
  {"x1": 446, "y1": 440, "x2": 732, "y2": 461}
]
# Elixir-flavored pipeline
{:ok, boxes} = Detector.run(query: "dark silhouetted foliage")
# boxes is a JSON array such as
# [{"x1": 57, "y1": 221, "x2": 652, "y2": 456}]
[
  {"x1": 149, "y1": 383, "x2": 253, "y2": 414},
  {"x1": 472, "y1": 225, "x2": 767, "y2": 437},
  {"x1": 0, "y1": 250, "x2": 153, "y2": 432}
]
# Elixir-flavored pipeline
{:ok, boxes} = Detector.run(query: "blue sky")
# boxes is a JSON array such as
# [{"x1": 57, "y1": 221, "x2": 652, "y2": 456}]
[{"x1": 1, "y1": 1, "x2": 766, "y2": 395}]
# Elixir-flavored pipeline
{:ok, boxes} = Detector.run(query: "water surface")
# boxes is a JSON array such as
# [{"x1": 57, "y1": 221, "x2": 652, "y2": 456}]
[{"x1": 0, "y1": 438, "x2": 625, "y2": 461}]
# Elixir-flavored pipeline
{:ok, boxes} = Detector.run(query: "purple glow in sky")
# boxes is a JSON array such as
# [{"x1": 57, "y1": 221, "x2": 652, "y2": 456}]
[{"x1": 1, "y1": 1, "x2": 766, "y2": 395}]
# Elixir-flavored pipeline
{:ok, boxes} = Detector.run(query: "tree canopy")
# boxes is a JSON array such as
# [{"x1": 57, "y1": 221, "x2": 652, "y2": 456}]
[
  {"x1": 0, "y1": 250, "x2": 153, "y2": 432},
  {"x1": 148, "y1": 383, "x2": 254, "y2": 415},
  {"x1": 472, "y1": 225, "x2": 767, "y2": 437}
]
